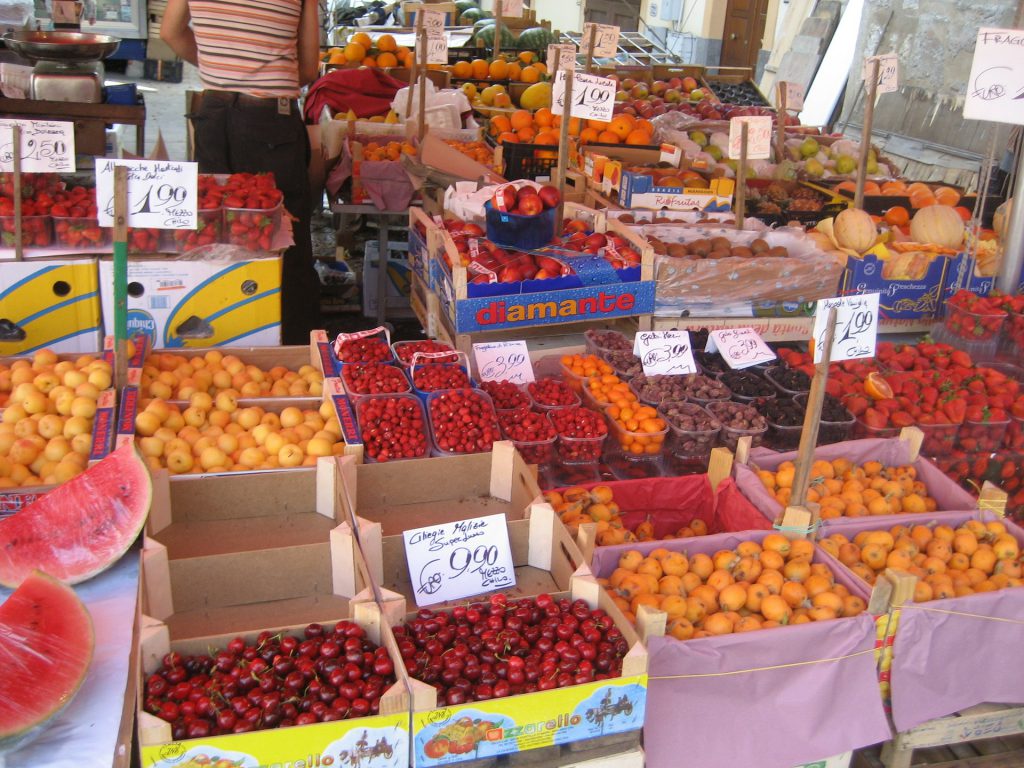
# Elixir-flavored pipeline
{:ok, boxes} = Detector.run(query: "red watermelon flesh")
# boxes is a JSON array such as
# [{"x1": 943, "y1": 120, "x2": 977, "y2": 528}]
[
  {"x1": 0, "y1": 443, "x2": 151, "y2": 588},
  {"x1": 0, "y1": 570, "x2": 94, "y2": 752}
]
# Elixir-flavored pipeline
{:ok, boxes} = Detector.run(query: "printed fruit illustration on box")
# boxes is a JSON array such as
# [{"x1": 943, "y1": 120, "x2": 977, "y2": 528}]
[
  {"x1": 0, "y1": 442, "x2": 150, "y2": 587},
  {"x1": 422, "y1": 716, "x2": 503, "y2": 759},
  {"x1": 0, "y1": 570, "x2": 95, "y2": 752}
]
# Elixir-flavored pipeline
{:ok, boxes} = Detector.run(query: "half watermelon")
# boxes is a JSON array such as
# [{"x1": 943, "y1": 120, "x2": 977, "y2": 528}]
[
  {"x1": 0, "y1": 442, "x2": 151, "y2": 588},
  {"x1": 0, "y1": 570, "x2": 95, "y2": 752}
]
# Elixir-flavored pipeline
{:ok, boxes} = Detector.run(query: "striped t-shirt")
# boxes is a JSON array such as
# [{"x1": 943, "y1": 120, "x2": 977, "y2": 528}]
[{"x1": 188, "y1": 0, "x2": 301, "y2": 98}]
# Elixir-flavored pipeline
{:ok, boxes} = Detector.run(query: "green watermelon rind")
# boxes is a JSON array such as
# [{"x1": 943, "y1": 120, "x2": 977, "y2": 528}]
[
  {"x1": 472, "y1": 22, "x2": 517, "y2": 50},
  {"x1": 0, "y1": 570, "x2": 95, "y2": 753},
  {"x1": 517, "y1": 27, "x2": 557, "y2": 51},
  {"x1": 453, "y1": 0, "x2": 478, "y2": 15},
  {"x1": 0, "y1": 442, "x2": 151, "y2": 588}
]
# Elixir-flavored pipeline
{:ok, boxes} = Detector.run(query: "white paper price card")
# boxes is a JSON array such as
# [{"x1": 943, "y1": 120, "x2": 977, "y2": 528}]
[
  {"x1": 0, "y1": 119, "x2": 75, "y2": 173},
  {"x1": 96, "y1": 159, "x2": 199, "y2": 230},
  {"x1": 419, "y1": 9, "x2": 444, "y2": 32},
  {"x1": 727, "y1": 115, "x2": 773, "y2": 160},
  {"x1": 473, "y1": 340, "x2": 535, "y2": 384},
  {"x1": 706, "y1": 328, "x2": 776, "y2": 369},
  {"x1": 634, "y1": 331, "x2": 697, "y2": 376},
  {"x1": 863, "y1": 53, "x2": 899, "y2": 94},
  {"x1": 781, "y1": 81, "x2": 804, "y2": 111},
  {"x1": 547, "y1": 43, "x2": 576, "y2": 72},
  {"x1": 425, "y1": 30, "x2": 448, "y2": 65},
  {"x1": 403, "y1": 513, "x2": 517, "y2": 606},
  {"x1": 964, "y1": 28, "x2": 1024, "y2": 124},
  {"x1": 495, "y1": 0, "x2": 523, "y2": 17},
  {"x1": 812, "y1": 293, "x2": 880, "y2": 363},
  {"x1": 582, "y1": 22, "x2": 619, "y2": 57},
  {"x1": 552, "y1": 71, "x2": 616, "y2": 122}
]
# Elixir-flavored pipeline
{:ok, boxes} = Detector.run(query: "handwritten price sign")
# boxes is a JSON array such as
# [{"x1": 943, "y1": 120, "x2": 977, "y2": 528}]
[
  {"x1": 495, "y1": 0, "x2": 523, "y2": 16},
  {"x1": 813, "y1": 293, "x2": 880, "y2": 363},
  {"x1": 403, "y1": 513, "x2": 516, "y2": 606},
  {"x1": 96, "y1": 159, "x2": 198, "y2": 230},
  {"x1": 473, "y1": 340, "x2": 534, "y2": 384},
  {"x1": 634, "y1": 331, "x2": 697, "y2": 376},
  {"x1": 780, "y1": 81, "x2": 804, "y2": 111},
  {"x1": 419, "y1": 9, "x2": 445, "y2": 32},
  {"x1": 964, "y1": 28, "x2": 1024, "y2": 124},
  {"x1": 552, "y1": 71, "x2": 616, "y2": 122},
  {"x1": 863, "y1": 53, "x2": 899, "y2": 94},
  {"x1": 727, "y1": 115, "x2": 773, "y2": 160},
  {"x1": 706, "y1": 328, "x2": 776, "y2": 369},
  {"x1": 0, "y1": 119, "x2": 75, "y2": 173},
  {"x1": 547, "y1": 43, "x2": 576, "y2": 72},
  {"x1": 582, "y1": 22, "x2": 619, "y2": 57},
  {"x1": 425, "y1": 31, "x2": 448, "y2": 65}
]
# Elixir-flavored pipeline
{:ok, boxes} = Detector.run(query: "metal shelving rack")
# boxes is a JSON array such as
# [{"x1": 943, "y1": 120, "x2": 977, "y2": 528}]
[{"x1": 558, "y1": 30, "x2": 685, "y2": 66}]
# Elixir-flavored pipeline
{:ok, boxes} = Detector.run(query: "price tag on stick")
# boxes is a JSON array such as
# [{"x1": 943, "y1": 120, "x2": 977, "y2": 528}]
[
  {"x1": 706, "y1": 328, "x2": 776, "y2": 369},
  {"x1": 812, "y1": 294, "x2": 880, "y2": 363},
  {"x1": 473, "y1": 340, "x2": 535, "y2": 383},
  {"x1": 419, "y1": 9, "x2": 444, "y2": 32},
  {"x1": 781, "y1": 81, "x2": 804, "y2": 111},
  {"x1": 403, "y1": 513, "x2": 517, "y2": 606},
  {"x1": 634, "y1": 331, "x2": 697, "y2": 376},
  {"x1": 495, "y1": 0, "x2": 523, "y2": 16},
  {"x1": 425, "y1": 31, "x2": 447, "y2": 65},
  {"x1": 552, "y1": 71, "x2": 616, "y2": 122},
  {"x1": 547, "y1": 43, "x2": 576, "y2": 72},
  {"x1": 728, "y1": 116, "x2": 773, "y2": 160},
  {"x1": 582, "y1": 22, "x2": 619, "y2": 57},
  {"x1": 862, "y1": 53, "x2": 899, "y2": 94},
  {"x1": 0, "y1": 119, "x2": 75, "y2": 173},
  {"x1": 96, "y1": 159, "x2": 199, "y2": 230}
]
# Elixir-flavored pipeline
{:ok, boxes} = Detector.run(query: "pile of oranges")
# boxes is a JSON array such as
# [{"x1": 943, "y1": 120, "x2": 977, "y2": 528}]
[
  {"x1": 605, "y1": 403, "x2": 666, "y2": 456},
  {"x1": 359, "y1": 141, "x2": 417, "y2": 162},
  {"x1": 602, "y1": 533, "x2": 865, "y2": 637},
  {"x1": 757, "y1": 458, "x2": 938, "y2": 518},
  {"x1": 543, "y1": 485, "x2": 710, "y2": 544},
  {"x1": 584, "y1": 374, "x2": 637, "y2": 407},
  {"x1": 578, "y1": 113, "x2": 654, "y2": 146},
  {"x1": 449, "y1": 52, "x2": 546, "y2": 84},
  {"x1": 560, "y1": 353, "x2": 614, "y2": 389},
  {"x1": 442, "y1": 139, "x2": 495, "y2": 168},
  {"x1": 489, "y1": 108, "x2": 562, "y2": 146},
  {"x1": 820, "y1": 520, "x2": 1022, "y2": 601},
  {"x1": 324, "y1": 33, "x2": 413, "y2": 69}
]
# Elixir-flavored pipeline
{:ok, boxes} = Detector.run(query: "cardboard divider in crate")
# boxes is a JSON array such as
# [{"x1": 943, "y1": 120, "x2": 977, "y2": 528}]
[
  {"x1": 732, "y1": 432, "x2": 979, "y2": 532},
  {"x1": 590, "y1": 529, "x2": 892, "y2": 768},
  {"x1": 818, "y1": 509, "x2": 1024, "y2": 733},
  {"x1": 116, "y1": 369, "x2": 364, "y2": 470},
  {"x1": 425, "y1": 207, "x2": 655, "y2": 334}
]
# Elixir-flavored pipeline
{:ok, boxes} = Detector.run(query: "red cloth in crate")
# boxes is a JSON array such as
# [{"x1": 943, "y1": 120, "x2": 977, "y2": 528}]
[{"x1": 303, "y1": 68, "x2": 408, "y2": 122}]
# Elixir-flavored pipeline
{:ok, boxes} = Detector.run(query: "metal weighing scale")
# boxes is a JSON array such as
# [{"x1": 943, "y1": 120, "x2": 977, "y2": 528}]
[{"x1": 2, "y1": 29, "x2": 120, "y2": 103}]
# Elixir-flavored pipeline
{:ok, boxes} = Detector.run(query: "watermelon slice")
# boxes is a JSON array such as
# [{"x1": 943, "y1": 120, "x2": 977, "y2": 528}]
[
  {"x1": 0, "y1": 570, "x2": 95, "y2": 752},
  {"x1": 0, "y1": 443, "x2": 151, "y2": 588}
]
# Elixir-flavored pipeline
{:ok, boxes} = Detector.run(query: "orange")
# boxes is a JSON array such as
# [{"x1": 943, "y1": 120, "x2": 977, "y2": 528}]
[
  {"x1": 376, "y1": 33, "x2": 397, "y2": 52},
  {"x1": 516, "y1": 125, "x2": 537, "y2": 142},
  {"x1": 452, "y1": 60, "x2": 473, "y2": 79},
  {"x1": 625, "y1": 129, "x2": 653, "y2": 145},
  {"x1": 864, "y1": 372, "x2": 893, "y2": 401},
  {"x1": 471, "y1": 59, "x2": 490, "y2": 79},
  {"x1": 489, "y1": 59, "x2": 509, "y2": 79},
  {"x1": 509, "y1": 109, "x2": 533, "y2": 131},
  {"x1": 506, "y1": 62, "x2": 522, "y2": 81},
  {"x1": 519, "y1": 65, "x2": 540, "y2": 83},
  {"x1": 884, "y1": 206, "x2": 910, "y2": 227},
  {"x1": 518, "y1": 51, "x2": 535, "y2": 64},
  {"x1": 397, "y1": 46, "x2": 412, "y2": 65},
  {"x1": 376, "y1": 52, "x2": 398, "y2": 68},
  {"x1": 361, "y1": 56, "x2": 376, "y2": 68},
  {"x1": 350, "y1": 32, "x2": 372, "y2": 50},
  {"x1": 597, "y1": 130, "x2": 620, "y2": 144},
  {"x1": 534, "y1": 107, "x2": 554, "y2": 127},
  {"x1": 609, "y1": 114, "x2": 636, "y2": 141},
  {"x1": 490, "y1": 115, "x2": 512, "y2": 135},
  {"x1": 328, "y1": 51, "x2": 347, "y2": 65},
  {"x1": 909, "y1": 191, "x2": 937, "y2": 209},
  {"x1": 344, "y1": 42, "x2": 367, "y2": 62},
  {"x1": 761, "y1": 595, "x2": 792, "y2": 624},
  {"x1": 934, "y1": 186, "x2": 960, "y2": 206},
  {"x1": 497, "y1": 131, "x2": 519, "y2": 144},
  {"x1": 703, "y1": 612, "x2": 735, "y2": 635},
  {"x1": 579, "y1": 127, "x2": 600, "y2": 144},
  {"x1": 533, "y1": 62, "x2": 547, "y2": 75}
]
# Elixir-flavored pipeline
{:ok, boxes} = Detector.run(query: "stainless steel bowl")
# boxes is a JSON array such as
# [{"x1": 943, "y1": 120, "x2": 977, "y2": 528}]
[{"x1": 2, "y1": 31, "x2": 120, "y2": 64}]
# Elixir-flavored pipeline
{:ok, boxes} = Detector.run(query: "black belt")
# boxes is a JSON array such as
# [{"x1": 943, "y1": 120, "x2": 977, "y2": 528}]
[{"x1": 202, "y1": 89, "x2": 299, "y2": 114}]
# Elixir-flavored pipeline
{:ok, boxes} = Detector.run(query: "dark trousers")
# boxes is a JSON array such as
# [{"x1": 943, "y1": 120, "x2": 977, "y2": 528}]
[{"x1": 188, "y1": 92, "x2": 320, "y2": 345}]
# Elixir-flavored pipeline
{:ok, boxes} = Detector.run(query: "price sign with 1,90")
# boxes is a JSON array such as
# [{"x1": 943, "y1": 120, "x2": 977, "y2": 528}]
[
  {"x1": 634, "y1": 330, "x2": 697, "y2": 376},
  {"x1": 727, "y1": 115, "x2": 773, "y2": 160},
  {"x1": 96, "y1": 159, "x2": 198, "y2": 230},
  {"x1": 547, "y1": 43, "x2": 576, "y2": 72},
  {"x1": 472, "y1": 340, "x2": 535, "y2": 384},
  {"x1": 0, "y1": 119, "x2": 75, "y2": 173},
  {"x1": 705, "y1": 327, "x2": 776, "y2": 369},
  {"x1": 552, "y1": 71, "x2": 616, "y2": 122},
  {"x1": 812, "y1": 293, "x2": 880, "y2": 363},
  {"x1": 425, "y1": 30, "x2": 447, "y2": 65},
  {"x1": 863, "y1": 53, "x2": 899, "y2": 94},
  {"x1": 403, "y1": 513, "x2": 517, "y2": 606},
  {"x1": 582, "y1": 22, "x2": 619, "y2": 57}
]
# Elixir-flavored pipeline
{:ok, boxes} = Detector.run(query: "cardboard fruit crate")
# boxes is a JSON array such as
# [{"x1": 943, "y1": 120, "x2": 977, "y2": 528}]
[
  {"x1": 335, "y1": 501, "x2": 648, "y2": 767},
  {"x1": 137, "y1": 460, "x2": 414, "y2": 767}
]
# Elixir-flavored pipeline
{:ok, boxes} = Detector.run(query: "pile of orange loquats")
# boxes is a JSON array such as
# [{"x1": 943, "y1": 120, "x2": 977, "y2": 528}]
[
  {"x1": 758, "y1": 458, "x2": 938, "y2": 518},
  {"x1": 601, "y1": 533, "x2": 866, "y2": 639},
  {"x1": 820, "y1": 519, "x2": 1023, "y2": 602}
]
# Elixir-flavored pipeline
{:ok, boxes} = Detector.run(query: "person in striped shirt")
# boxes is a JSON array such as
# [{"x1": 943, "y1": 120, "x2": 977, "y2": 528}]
[{"x1": 161, "y1": 0, "x2": 322, "y2": 344}]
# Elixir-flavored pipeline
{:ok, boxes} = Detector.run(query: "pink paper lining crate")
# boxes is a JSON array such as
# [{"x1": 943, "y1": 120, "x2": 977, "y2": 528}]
[
  {"x1": 590, "y1": 529, "x2": 891, "y2": 768},
  {"x1": 732, "y1": 437, "x2": 978, "y2": 529},
  {"x1": 819, "y1": 510, "x2": 1024, "y2": 732}
]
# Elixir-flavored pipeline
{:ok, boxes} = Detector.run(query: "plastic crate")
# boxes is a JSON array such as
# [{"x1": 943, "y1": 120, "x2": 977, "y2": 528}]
[{"x1": 496, "y1": 138, "x2": 558, "y2": 181}]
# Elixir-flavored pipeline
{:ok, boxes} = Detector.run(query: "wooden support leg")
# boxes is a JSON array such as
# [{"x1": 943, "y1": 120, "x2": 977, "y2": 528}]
[{"x1": 879, "y1": 733, "x2": 913, "y2": 768}]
